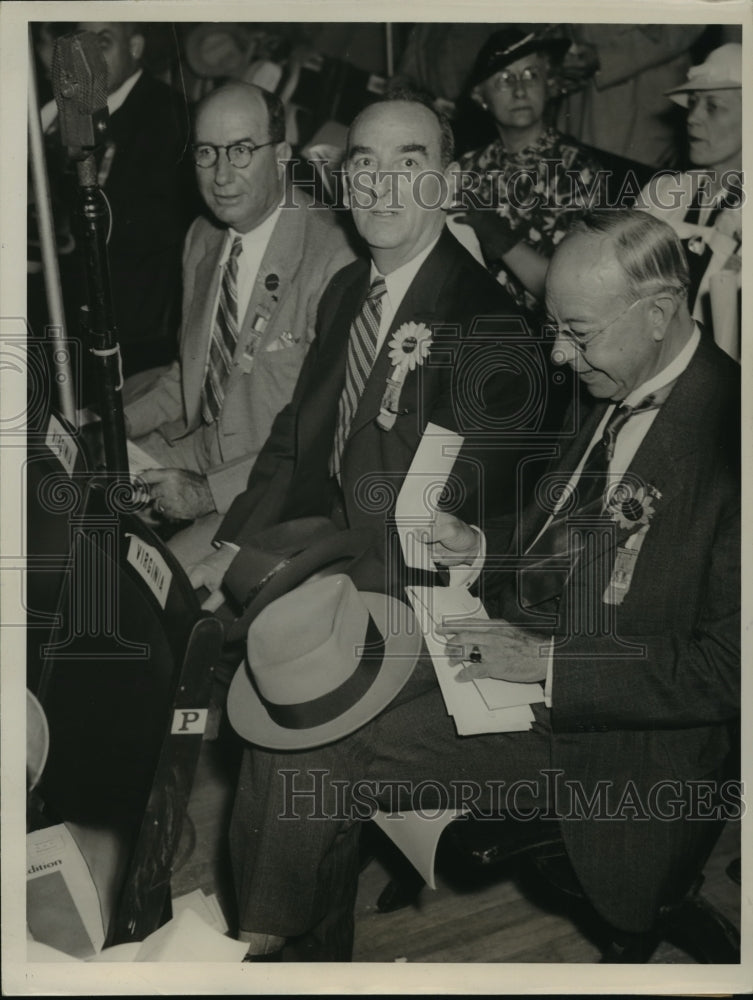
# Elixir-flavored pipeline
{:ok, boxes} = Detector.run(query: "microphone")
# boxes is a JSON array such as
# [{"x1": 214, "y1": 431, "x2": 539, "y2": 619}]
[{"x1": 51, "y1": 31, "x2": 109, "y2": 156}]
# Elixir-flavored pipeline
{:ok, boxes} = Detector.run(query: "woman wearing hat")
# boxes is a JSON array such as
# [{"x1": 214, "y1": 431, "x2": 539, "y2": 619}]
[
  {"x1": 454, "y1": 28, "x2": 606, "y2": 313},
  {"x1": 636, "y1": 43, "x2": 742, "y2": 357}
]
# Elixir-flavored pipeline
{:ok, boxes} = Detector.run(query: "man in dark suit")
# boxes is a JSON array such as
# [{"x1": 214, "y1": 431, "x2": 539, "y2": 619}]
[
  {"x1": 226, "y1": 209, "x2": 739, "y2": 960},
  {"x1": 188, "y1": 91, "x2": 540, "y2": 601},
  {"x1": 72, "y1": 22, "x2": 197, "y2": 376}
]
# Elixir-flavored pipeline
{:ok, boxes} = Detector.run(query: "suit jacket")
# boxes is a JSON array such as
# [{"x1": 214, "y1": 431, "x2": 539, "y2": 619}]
[
  {"x1": 124, "y1": 194, "x2": 356, "y2": 513},
  {"x1": 54, "y1": 72, "x2": 198, "y2": 381},
  {"x1": 217, "y1": 227, "x2": 543, "y2": 587},
  {"x1": 486, "y1": 335, "x2": 740, "y2": 932}
]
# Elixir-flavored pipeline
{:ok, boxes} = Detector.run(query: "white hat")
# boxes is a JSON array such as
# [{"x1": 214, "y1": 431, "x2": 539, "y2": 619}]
[
  {"x1": 666, "y1": 44, "x2": 742, "y2": 107},
  {"x1": 228, "y1": 574, "x2": 422, "y2": 750}
]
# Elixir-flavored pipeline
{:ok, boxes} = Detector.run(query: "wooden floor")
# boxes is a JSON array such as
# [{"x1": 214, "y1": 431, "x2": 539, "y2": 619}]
[{"x1": 170, "y1": 731, "x2": 741, "y2": 964}]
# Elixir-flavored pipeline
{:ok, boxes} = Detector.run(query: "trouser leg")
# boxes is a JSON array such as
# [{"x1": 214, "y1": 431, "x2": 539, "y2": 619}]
[{"x1": 228, "y1": 660, "x2": 552, "y2": 954}]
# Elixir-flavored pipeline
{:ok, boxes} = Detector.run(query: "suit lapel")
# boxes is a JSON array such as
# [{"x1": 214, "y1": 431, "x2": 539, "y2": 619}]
[
  {"x1": 348, "y1": 229, "x2": 457, "y2": 440},
  {"x1": 182, "y1": 225, "x2": 226, "y2": 426},
  {"x1": 515, "y1": 397, "x2": 610, "y2": 551},
  {"x1": 237, "y1": 203, "x2": 307, "y2": 353},
  {"x1": 570, "y1": 342, "x2": 709, "y2": 578},
  {"x1": 297, "y1": 263, "x2": 370, "y2": 451}
]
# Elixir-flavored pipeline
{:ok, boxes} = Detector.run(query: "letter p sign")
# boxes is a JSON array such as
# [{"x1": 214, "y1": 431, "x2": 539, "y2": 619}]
[{"x1": 171, "y1": 709, "x2": 208, "y2": 735}]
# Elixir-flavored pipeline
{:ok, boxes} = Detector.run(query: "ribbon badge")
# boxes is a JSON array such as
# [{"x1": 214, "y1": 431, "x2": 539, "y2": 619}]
[
  {"x1": 376, "y1": 322, "x2": 433, "y2": 431},
  {"x1": 603, "y1": 482, "x2": 662, "y2": 605}
]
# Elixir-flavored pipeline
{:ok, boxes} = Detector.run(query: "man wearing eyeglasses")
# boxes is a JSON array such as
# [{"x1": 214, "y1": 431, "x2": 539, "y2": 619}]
[
  {"x1": 194, "y1": 209, "x2": 738, "y2": 962},
  {"x1": 122, "y1": 81, "x2": 355, "y2": 545},
  {"x1": 421, "y1": 208, "x2": 740, "y2": 939}
]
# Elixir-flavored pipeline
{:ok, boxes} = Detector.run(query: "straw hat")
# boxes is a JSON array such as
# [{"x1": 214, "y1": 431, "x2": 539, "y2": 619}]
[
  {"x1": 665, "y1": 43, "x2": 742, "y2": 107},
  {"x1": 228, "y1": 574, "x2": 422, "y2": 750}
]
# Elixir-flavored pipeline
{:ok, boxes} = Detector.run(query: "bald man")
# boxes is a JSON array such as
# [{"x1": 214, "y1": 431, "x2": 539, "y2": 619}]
[{"x1": 123, "y1": 82, "x2": 356, "y2": 549}]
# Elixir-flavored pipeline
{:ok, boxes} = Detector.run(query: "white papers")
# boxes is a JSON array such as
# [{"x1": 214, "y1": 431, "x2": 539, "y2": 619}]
[
  {"x1": 406, "y1": 587, "x2": 539, "y2": 735},
  {"x1": 394, "y1": 422, "x2": 463, "y2": 573},
  {"x1": 27, "y1": 824, "x2": 105, "y2": 959},
  {"x1": 28, "y1": 889, "x2": 245, "y2": 963},
  {"x1": 126, "y1": 438, "x2": 159, "y2": 476},
  {"x1": 172, "y1": 889, "x2": 228, "y2": 935},
  {"x1": 372, "y1": 807, "x2": 467, "y2": 890},
  {"x1": 134, "y1": 909, "x2": 246, "y2": 963}
]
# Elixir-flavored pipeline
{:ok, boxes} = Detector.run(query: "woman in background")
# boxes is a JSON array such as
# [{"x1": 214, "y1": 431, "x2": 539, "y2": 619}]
[
  {"x1": 454, "y1": 28, "x2": 606, "y2": 313},
  {"x1": 636, "y1": 43, "x2": 742, "y2": 357}
]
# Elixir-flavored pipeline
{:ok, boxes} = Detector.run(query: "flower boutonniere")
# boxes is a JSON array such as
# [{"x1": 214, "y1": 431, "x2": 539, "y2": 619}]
[
  {"x1": 605, "y1": 481, "x2": 661, "y2": 533},
  {"x1": 376, "y1": 322, "x2": 433, "y2": 430},
  {"x1": 602, "y1": 482, "x2": 662, "y2": 606}
]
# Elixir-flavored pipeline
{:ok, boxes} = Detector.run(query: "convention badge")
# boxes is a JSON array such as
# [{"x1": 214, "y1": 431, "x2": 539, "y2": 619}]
[{"x1": 377, "y1": 322, "x2": 433, "y2": 430}]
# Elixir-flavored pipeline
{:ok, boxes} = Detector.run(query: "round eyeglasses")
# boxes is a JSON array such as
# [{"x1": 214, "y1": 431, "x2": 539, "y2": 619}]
[
  {"x1": 546, "y1": 296, "x2": 648, "y2": 355},
  {"x1": 489, "y1": 66, "x2": 542, "y2": 91},
  {"x1": 191, "y1": 139, "x2": 277, "y2": 169}
]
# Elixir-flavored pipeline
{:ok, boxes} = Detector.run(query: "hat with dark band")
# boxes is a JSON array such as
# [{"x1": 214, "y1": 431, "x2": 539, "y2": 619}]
[
  {"x1": 228, "y1": 573, "x2": 422, "y2": 750},
  {"x1": 468, "y1": 27, "x2": 571, "y2": 89},
  {"x1": 221, "y1": 516, "x2": 371, "y2": 643}
]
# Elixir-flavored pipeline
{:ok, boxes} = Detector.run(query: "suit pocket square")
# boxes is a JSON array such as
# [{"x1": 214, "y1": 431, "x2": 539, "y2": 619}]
[{"x1": 265, "y1": 331, "x2": 299, "y2": 352}]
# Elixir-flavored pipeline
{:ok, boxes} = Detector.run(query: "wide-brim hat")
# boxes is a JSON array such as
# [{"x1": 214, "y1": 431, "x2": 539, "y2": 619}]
[
  {"x1": 468, "y1": 28, "x2": 571, "y2": 89},
  {"x1": 228, "y1": 573, "x2": 422, "y2": 750},
  {"x1": 665, "y1": 43, "x2": 742, "y2": 107},
  {"x1": 223, "y1": 517, "x2": 371, "y2": 643}
]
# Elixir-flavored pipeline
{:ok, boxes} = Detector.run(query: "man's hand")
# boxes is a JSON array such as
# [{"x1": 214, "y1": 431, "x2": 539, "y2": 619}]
[
  {"x1": 437, "y1": 621, "x2": 548, "y2": 684},
  {"x1": 421, "y1": 512, "x2": 480, "y2": 566},
  {"x1": 453, "y1": 208, "x2": 521, "y2": 262},
  {"x1": 138, "y1": 468, "x2": 215, "y2": 521},
  {"x1": 186, "y1": 543, "x2": 237, "y2": 596}
]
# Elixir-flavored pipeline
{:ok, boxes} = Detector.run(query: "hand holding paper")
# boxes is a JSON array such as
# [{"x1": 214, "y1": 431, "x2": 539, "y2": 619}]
[{"x1": 422, "y1": 510, "x2": 480, "y2": 566}]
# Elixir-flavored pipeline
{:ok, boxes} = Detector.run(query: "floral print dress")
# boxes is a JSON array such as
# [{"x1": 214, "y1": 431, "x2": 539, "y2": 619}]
[{"x1": 459, "y1": 127, "x2": 607, "y2": 312}]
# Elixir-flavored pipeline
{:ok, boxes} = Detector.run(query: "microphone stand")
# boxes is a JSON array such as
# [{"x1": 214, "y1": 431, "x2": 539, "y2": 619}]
[{"x1": 73, "y1": 152, "x2": 129, "y2": 475}]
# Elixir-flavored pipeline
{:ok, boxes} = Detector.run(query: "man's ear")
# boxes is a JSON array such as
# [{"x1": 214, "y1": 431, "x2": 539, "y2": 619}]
[
  {"x1": 442, "y1": 160, "x2": 462, "y2": 210},
  {"x1": 648, "y1": 293, "x2": 678, "y2": 340},
  {"x1": 275, "y1": 140, "x2": 292, "y2": 178},
  {"x1": 129, "y1": 31, "x2": 146, "y2": 63}
]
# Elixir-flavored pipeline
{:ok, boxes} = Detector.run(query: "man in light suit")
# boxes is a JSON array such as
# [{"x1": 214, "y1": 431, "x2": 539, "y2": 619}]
[
  {"x1": 189, "y1": 91, "x2": 541, "y2": 599},
  {"x1": 123, "y1": 81, "x2": 355, "y2": 551},
  {"x1": 226, "y1": 210, "x2": 739, "y2": 960}
]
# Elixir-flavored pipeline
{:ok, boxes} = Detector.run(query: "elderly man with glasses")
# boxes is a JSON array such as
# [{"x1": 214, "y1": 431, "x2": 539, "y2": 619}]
[
  {"x1": 121, "y1": 81, "x2": 355, "y2": 549},
  {"x1": 217, "y1": 209, "x2": 738, "y2": 961}
]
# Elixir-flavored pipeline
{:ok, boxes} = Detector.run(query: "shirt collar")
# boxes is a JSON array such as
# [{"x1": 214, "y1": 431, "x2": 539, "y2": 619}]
[
  {"x1": 622, "y1": 324, "x2": 701, "y2": 408},
  {"x1": 370, "y1": 233, "x2": 441, "y2": 310},
  {"x1": 107, "y1": 69, "x2": 143, "y2": 115},
  {"x1": 221, "y1": 205, "x2": 283, "y2": 262}
]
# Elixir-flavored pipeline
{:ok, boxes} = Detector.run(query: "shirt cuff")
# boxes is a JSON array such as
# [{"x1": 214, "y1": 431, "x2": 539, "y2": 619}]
[{"x1": 443, "y1": 526, "x2": 486, "y2": 588}]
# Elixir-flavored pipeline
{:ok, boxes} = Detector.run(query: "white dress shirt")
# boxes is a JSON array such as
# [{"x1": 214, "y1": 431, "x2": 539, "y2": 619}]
[
  {"x1": 370, "y1": 233, "x2": 442, "y2": 353},
  {"x1": 41, "y1": 68, "x2": 143, "y2": 133},
  {"x1": 203, "y1": 207, "x2": 283, "y2": 377}
]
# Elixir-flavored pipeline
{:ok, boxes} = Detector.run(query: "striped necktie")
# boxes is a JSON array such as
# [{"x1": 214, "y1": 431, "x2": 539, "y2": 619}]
[
  {"x1": 330, "y1": 275, "x2": 387, "y2": 479},
  {"x1": 201, "y1": 236, "x2": 243, "y2": 424},
  {"x1": 519, "y1": 392, "x2": 663, "y2": 609}
]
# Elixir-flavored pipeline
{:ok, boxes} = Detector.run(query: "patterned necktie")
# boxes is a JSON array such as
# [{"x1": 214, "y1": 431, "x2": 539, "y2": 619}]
[
  {"x1": 201, "y1": 236, "x2": 243, "y2": 424},
  {"x1": 519, "y1": 392, "x2": 662, "y2": 609},
  {"x1": 329, "y1": 275, "x2": 387, "y2": 479}
]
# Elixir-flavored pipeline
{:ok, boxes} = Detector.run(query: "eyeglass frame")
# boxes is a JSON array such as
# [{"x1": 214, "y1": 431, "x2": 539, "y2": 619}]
[
  {"x1": 546, "y1": 295, "x2": 654, "y2": 354},
  {"x1": 487, "y1": 65, "x2": 544, "y2": 92},
  {"x1": 191, "y1": 138, "x2": 278, "y2": 169}
]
